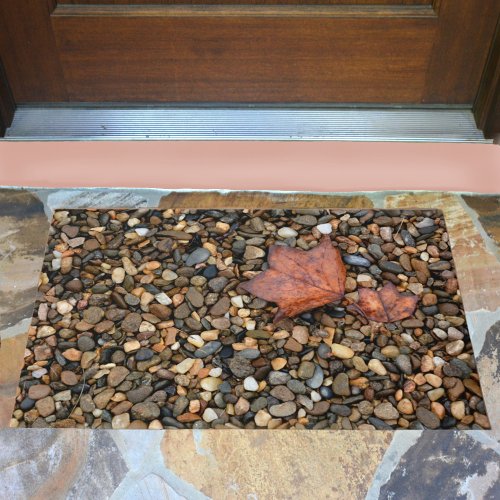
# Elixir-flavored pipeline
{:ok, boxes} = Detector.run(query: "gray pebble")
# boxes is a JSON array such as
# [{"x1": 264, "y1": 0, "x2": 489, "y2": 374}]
[
  {"x1": 343, "y1": 255, "x2": 371, "y2": 267},
  {"x1": 268, "y1": 371, "x2": 291, "y2": 385},
  {"x1": 287, "y1": 379, "x2": 307, "y2": 395},
  {"x1": 77, "y1": 336, "x2": 95, "y2": 352},
  {"x1": 126, "y1": 386, "x2": 153, "y2": 404},
  {"x1": 135, "y1": 349, "x2": 154, "y2": 362},
  {"x1": 269, "y1": 401, "x2": 297, "y2": 417},
  {"x1": 185, "y1": 248, "x2": 211, "y2": 266},
  {"x1": 330, "y1": 404, "x2": 351, "y2": 416},
  {"x1": 332, "y1": 373, "x2": 350, "y2": 396},
  {"x1": 368, "y1": 244, "x2": 384, "y2": 259},
  {"x1": 228, "y1": 356, "x2": 255, "y2": 378},
  {"x1": 238, "y1": 349, "x2": 261, "y2": 360},
  {"x1": 416, "y1": 407, "x2": 440, "y2": 429},
  {"x1": 306, "y1": 364, "x2": 324, "y2": 389},
  {"x1": 379, "y1": 261, "x2": 404, "y2": 274},
  {"x1": 317, "y1": 343, "x2": 331, "y2": 359},
  {"x1": 395, "y1": 354, "x2": 412, "y2": 374},
  {"x1": 208, "y1": 277, "x2": 228, "y2": 293},
  {"x1": 194, "y1": 341, "x2": 222, "y2": 358}
]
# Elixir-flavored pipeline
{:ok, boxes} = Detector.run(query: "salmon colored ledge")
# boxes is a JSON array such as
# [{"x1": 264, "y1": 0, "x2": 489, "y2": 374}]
[{"x1": 0, "y1": 142, "x2": 499, "y2": 193}]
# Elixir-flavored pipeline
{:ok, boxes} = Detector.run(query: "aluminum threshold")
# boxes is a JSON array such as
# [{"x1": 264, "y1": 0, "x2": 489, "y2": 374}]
[{"x1": 4, "y1": 106, "x2": 489, "y2": 142}]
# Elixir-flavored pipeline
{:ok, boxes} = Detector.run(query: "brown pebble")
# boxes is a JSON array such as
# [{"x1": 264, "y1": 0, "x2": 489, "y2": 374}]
[
  {"x1": 463, "y1": 378, "x2": 482, "y2": 397},
  {"x1": 35, "y1": 396, "x2": 55, "y2": 417},
  {"x1": 177, "y1": 412, "x2": 202, "y2": 422},
  {"x1": 397, "y1": 398, "x2": 414, "y2": 415},
  {"x1": 107, "y1": 366, "x2": 130, "y2": 387},
  {"x1": 473, "y1": 412, "x2": 490, "y2": 429},
  {"x1": 422, "y1": 293, "x2": 437, "y2": 306},
  {"x1": 28, "y1": 384, "x2": 52, "y2": 400},
  {"x1": 283, "y1": 337, "x2": 303, "y2": 352},
  {"x1": 60, "y1": 371, "x2": 79, "y2": 386},
  {"x1": 62, "y1": 348, "x2": 82, "y2": 362}
]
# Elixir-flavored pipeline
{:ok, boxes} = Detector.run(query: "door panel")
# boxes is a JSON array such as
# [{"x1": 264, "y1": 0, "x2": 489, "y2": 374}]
[
  {"x1": 53, "y1": 14, "x2": 434, "y2": 102},
  {"x1": 0, "y1": 0, "x2": 498, "y2": 105}
]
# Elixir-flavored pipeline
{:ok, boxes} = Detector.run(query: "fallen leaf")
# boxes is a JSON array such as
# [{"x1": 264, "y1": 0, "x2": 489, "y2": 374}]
[
  {"x1": 355, "y1": 282, "x2": 418, "y2": 323},
  {"x1": 240, "y1": 236, "x2": 346, "y2": 322}
]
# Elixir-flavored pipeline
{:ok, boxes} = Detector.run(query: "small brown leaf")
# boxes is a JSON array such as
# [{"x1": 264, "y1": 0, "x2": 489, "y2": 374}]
[
  {"x1": 240, "y1": 236, "x2": 346, "y2": 323},
  {"x1": 355, "y1": 282, "x2": 418, "y2": 323}
]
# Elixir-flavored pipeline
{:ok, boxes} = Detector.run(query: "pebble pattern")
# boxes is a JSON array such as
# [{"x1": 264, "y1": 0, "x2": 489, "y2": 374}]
[{"x1": 13, "y1": 208, "x2": 489, "y2": 430}]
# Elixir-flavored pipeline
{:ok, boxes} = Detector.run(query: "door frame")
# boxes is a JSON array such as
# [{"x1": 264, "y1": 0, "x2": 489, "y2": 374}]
[{"x1": 0, "y1": 3, "x2": 498, "y2": 139}]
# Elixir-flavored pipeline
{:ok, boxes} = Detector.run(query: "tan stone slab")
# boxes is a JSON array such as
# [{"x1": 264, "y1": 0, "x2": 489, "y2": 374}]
[
  {"x1": 0, "y1": 333, "x2": 28, "y2": 427},
  {"x1": 160, "y1": 191, "x2": 374, "y2": 209},
  {"x1": 161, "y1": 430, "x2": 393, "y2": 499},
  {"x1": 0, "y1": 189, "x2": 49, "y2": 339}
]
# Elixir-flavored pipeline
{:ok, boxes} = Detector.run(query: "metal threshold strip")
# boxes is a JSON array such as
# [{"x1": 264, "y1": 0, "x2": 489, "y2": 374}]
[{"x1": 3, "y1": 106, "x2": 489, "y2": 142}]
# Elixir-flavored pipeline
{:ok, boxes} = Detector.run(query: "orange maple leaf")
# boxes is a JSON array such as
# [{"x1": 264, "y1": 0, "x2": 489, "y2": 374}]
[
  {"x1": 240, "y1": 236, "x2": 346, "y2": 323},
  {"x1": 355, "y1": 282, "x2": 419, "y2": 323}
]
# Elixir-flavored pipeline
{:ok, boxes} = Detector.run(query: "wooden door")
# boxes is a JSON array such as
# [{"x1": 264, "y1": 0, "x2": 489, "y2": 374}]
[{"x1": 0, "y1": 1, "x2": 499, "y2": 132}]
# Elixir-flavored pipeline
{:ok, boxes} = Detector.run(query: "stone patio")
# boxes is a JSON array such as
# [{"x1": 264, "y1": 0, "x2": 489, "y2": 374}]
[{"x1": 0, "y1": 188, "x2": 498, "y2": 499}]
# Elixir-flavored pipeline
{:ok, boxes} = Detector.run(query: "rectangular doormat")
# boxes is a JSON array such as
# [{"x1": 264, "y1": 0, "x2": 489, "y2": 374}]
[{"x1": 14, "y1": 206, "x2": 490, "y2": 431}]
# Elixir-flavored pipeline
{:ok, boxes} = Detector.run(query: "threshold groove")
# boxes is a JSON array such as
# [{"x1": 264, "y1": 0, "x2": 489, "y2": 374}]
[{"x1": 3, "y1": 106, "x2": 488, "y2": 142}]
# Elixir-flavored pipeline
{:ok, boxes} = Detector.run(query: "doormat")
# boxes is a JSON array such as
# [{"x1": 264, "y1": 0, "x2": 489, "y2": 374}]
[{"x1": 14, "y1": 208, "x2": 489, "y2": 430}]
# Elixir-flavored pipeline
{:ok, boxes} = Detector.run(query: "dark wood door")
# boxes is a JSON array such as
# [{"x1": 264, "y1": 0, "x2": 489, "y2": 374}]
[{"x1": 0, "y1": 1, "x2": 499, "y2": 130}]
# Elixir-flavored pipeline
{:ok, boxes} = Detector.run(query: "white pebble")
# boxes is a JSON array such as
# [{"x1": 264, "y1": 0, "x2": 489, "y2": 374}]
[
  {"x1": 51, "y1": 259, "x2": 61, "y2": 271},
  {"x1": 447, "y1": 327, "x2": 464, "y2": 340},
  {"x1": 176, "y1": 358, "x2": 195, "y2": 374},
  {"x1": 135, "y1": 228, "x2": 149, "y2": 236},
  {"x1": 310, "y1": 390, "x2": 321, "y2": 402},
  {"x1": 209, "y1": 367, "x2": 222, "y2": 377},
  {"x1": 433, "y1": 328, "x2": 448, "y2": 340},
  {"x1": 127, "y1": 218, "x2": 141, "y2": 227},
  {"x1": 202, "y1": 408, "x2": 218, "y2": 423},
  {"x1": 401, "y1": 333, "x2": 414, "y2": 344},
  {"x1": 161, "y1": 270, "x2": 178, "y2": 282},
  {"x1": 37, "y1": 326, "x2": 56, "y2": 338},
  {"x1": 230, "y1": 295, "x2": 244, "y2": 308},
  {"x1": 316, "y1": 223, "x2": 333, "y2": 235},
  {"x1": 200, "y1": 377, "x2": 222, "y2": 392},
  {"x1": 53, "y1": 390, "x2": 72, "y2": 402},
  {"x1": 243, "y1": 376, "x2": 259, "y2": 392},
  {"x1": 278, "y1": 227, "x2": 298, "y2": 238},
  {"x1": 155, "y1": 292, "x2": 172, "y2": 305},
  {"x1": 32, "y1": 368, "x2": 48, "y2": 379},
  {"x1": 245, "y1": 320, "x2": 256, "y2": 331},
  {"x1": 56, "y1": 300, "x2": 73, "y2": 315},
  {"x1": 187, "y1": 335, "x2": 204, "y2": 348},
  {"x1": 199, "y1": 392, "x2": 212, "y2": 402},
  {"x1": 111, "y1": 267, "x2": 125, "y2": 284},
  {"x1": 139, "y1": 321, "x2": 155, "y2": 333},
  {"x1": 433, "y1": 356, "x2": 446, "y2": 367},
  {"x1": 124, "y1": 340, "x2": 141, "y2": 353}
]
